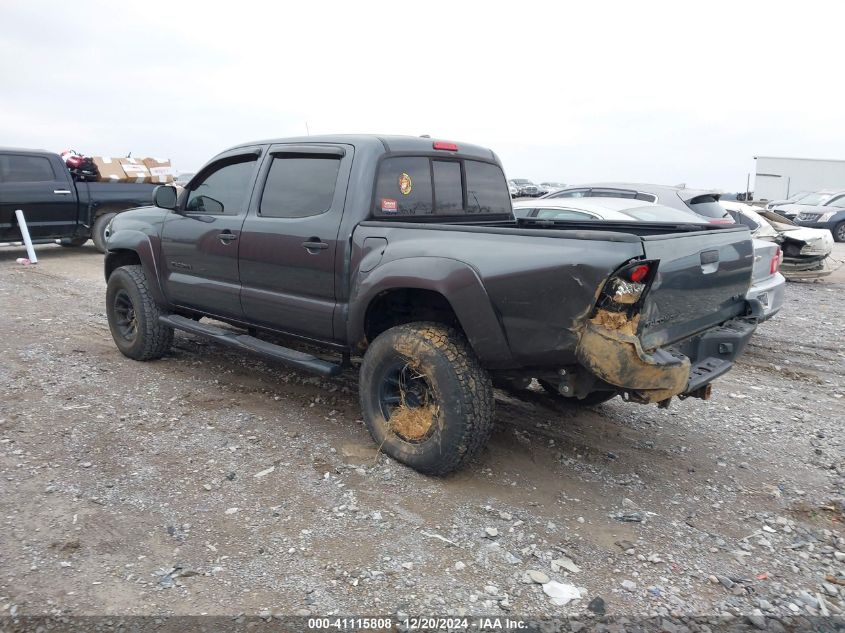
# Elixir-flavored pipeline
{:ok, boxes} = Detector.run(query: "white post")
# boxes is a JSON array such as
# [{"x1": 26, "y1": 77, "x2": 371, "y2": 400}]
[{"x1": 14, "y1": 209, "x2": 38, "y2": 264}]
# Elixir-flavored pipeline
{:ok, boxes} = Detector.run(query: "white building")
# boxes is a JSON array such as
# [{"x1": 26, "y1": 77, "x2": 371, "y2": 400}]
[{"x1": 754, "y1": 156, "x2": 845, "y2": 202}]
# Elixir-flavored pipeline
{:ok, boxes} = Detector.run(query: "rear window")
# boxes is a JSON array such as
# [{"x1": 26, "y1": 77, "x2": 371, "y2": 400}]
[
  {"x1": 374, "y1": 157, "x2": 510, "y2": 217},
  {"x1": 465, "y1": 161, "x2": 510, "y2": 214},
  {"x1": 685, "y1": 194, "x2": 730, "y2": 219}
]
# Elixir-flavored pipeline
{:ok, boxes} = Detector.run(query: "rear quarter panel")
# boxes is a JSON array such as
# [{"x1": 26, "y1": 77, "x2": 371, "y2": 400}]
[{"x1": 349, "y1": 224, "x2": 645, "y2": 368}]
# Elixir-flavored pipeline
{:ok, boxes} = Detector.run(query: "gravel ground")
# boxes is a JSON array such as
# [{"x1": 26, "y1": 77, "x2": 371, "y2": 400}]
[{"x1": 0, "y1": 243, "x2": 843, "y2": 629}]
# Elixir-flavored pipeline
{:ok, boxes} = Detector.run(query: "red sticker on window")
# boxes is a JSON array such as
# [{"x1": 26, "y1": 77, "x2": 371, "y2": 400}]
[{"x1": 381, "y1": 198, "x2": 398, "y2": 214}]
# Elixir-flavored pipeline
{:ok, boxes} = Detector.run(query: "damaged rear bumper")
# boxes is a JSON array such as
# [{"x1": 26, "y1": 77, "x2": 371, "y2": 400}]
[{"x1": 575, "y1": 312, "x2": 757, "y2": 404}]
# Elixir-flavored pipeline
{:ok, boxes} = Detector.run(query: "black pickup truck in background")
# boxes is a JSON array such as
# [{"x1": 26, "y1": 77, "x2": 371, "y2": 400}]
[
  {"x1": 103, "y1": 135, "x2": 759, "y2": 475},
  {"x1": 0, "y1": 147, "x2": 157, "y2": 251}
]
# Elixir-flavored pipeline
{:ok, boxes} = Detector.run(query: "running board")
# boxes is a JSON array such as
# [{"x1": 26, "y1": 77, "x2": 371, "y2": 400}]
[{"x1": 159, "y1": 314, "x2": 342, "y2": 377}]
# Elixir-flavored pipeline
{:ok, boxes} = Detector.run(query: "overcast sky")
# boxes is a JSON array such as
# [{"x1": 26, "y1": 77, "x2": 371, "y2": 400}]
[{"x1": 1, "y1": 1, "x2": 841, "y2": 191}]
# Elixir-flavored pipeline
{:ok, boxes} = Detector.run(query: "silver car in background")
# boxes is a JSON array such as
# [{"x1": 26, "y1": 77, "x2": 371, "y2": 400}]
[
  {"x1": 541, "y1": 182, "x2": 734, "y2": 223},
  {"x1": 513, "y1": 197, "x2": 786, "y2": 321}
]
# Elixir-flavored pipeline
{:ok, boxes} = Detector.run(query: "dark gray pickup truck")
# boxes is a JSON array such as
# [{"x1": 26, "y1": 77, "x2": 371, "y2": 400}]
[
  {"x1": 0, "y1": 147, "x2": 156, "y2": 251},
  {"x1": 103, "y1": 135, "x2": 759, "y2": 474}
]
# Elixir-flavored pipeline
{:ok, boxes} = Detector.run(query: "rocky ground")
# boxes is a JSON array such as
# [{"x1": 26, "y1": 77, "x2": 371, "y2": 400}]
[{"x1": 1, "y1": 243, "x2": 843, "y2": 630}]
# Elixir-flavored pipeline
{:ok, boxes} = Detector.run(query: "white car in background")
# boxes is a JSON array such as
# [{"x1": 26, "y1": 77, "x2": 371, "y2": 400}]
[
  {"x1": 513, "y1": 197, "x2": 786, "y2": 321},
  {"x1": 720, "y1": 200, "x2": 833, "y2": 279},
  {"x1": 540, "y1": 181, "x2": 567, "y2": 194}
]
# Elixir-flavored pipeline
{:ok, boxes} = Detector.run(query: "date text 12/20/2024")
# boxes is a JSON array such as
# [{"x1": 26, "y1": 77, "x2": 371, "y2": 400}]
[{"x1": 307, "y1": 617, "x2": 529, "y2": 630}]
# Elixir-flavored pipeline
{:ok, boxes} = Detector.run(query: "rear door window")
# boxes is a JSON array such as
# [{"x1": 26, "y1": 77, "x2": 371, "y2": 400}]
[
  {"x1": 374, "y1": 157, "x2": 432, "y2": 216},
  {"x1": 260, "y1": 156, "x2": 340, "y2": 218},
  {"x1": 590, "y1": 188, "x2": 637, "y2": 199}
]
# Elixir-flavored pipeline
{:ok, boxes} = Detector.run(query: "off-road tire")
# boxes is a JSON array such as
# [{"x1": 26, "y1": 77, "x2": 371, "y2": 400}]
[
  {"x1": 60, "y1": 236, "x2": 89, "y2": 247},
  {"x1": 92, "y1": 212, "x2": 117, "y2": 253},
  {"x1": 359, "y1": 322, "x2": 494, "y2": 476},
  {"x1": 538, "y1": 379, "x2": 618, "y2": 406},
  {"x1": 833, "y1": 221, "x2": 845, "y2": 243},
  {"x1": 106, "y1": 265, "x2": 173, "y2": 360}
]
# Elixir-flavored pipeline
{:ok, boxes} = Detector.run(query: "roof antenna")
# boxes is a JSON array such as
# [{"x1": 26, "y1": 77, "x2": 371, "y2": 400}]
[
  {"x1": 305, "y1": 122, "x2": 310, "y2": 136},
  {"x1": 420, "y1": 134, "x2": 431, "y2": 138}
]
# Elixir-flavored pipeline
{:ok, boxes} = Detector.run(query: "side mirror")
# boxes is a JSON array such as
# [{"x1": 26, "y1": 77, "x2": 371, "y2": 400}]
[{"x1": 153, "y1": 185, "x2": 178, "y2": 210}]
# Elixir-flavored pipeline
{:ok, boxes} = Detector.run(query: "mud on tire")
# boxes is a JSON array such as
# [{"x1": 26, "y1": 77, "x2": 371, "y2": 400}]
[
  {"x1": 106, "y1": 265, "x2": 173, "y2": 360},
  {"x1": 359, "y1": 322, "x2": 494, "y2": 476}
]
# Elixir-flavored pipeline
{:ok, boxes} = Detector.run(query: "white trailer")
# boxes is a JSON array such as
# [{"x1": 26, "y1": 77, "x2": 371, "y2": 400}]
[{"x1": 754, "y1": 156, "x2": 845, "y2": 202}]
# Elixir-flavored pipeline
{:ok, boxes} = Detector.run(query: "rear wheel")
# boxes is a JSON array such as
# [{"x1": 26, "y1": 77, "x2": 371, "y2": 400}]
[
  {"x1": 92, "y1": 212, "x2": 117, "y2": 253},
  {"x1": 538, "y1": 379, "x2": 618, "y2": 406},
  {"x1": 359, "y1": 322, "x2": 494, "y2": 475},
  {"x1": 106, "y1": 265, "x2": 173, "y2": 360},
  {"x1": 833, "y1": 221, "x2": 845, "y2": 243}
]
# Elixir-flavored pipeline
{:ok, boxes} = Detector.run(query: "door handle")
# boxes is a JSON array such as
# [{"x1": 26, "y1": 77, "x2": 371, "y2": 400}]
[
  {"x1": 218, "y1": 231, "x2": 238, "y2": 244},
  {"x1": 302, "y1": 240, "x2": 328, "y2": 252},
  {"x1": 53, "y1": 189, "x2": 72, "y2": 195}
]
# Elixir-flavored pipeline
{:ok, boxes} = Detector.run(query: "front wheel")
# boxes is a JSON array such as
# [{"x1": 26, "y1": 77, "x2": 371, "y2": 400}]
[
  {"x1": 833, "y1": 221, "x2": 845, "y2": 243},
  {"x1": 106, "y1": 265, "x2": 173, "y2": 360},
  {"x1": 359, "y1": 322, "x2": 494, "y2": 475},
  {"x1": 538, "y1": 380, "x2": 618, "y2": 406}
]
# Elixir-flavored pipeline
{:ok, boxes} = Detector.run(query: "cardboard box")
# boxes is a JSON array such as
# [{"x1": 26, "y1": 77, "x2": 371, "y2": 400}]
[
  {"x1": 142, "y1": 157, "x2": 175, "y2": 184},
  {"x1": 92, "y1": 156, "x2": 126, "y2": 183},
  {"x1": 118, "y1": 157, "x2": 151, "y2": 184}
]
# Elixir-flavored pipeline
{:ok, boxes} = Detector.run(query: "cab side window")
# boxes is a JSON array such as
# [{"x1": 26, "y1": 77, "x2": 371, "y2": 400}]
[
  {"x1": 0, "y1": 155, "x2": 56, "y2": 183},
  {"x1": 259, "y1": 156, "x2": 341, "y2": 218},
  {"x1": 186, "y1": 158, "x2": 257, "y2": 215}
]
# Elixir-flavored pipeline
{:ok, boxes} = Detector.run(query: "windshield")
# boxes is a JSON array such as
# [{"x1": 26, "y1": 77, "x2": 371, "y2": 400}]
[{"x1": 797, "y1": 192, "x2": 832, "y2": 206}]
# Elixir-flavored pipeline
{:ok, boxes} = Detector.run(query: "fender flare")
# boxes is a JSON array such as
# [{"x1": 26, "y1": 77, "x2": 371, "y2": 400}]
[
  {"x1": 104, "y1": 229, "x2": 168, "y2": 306},
  {"x1": 347, "y1": 256, "x2": 512, "y2": 364}
]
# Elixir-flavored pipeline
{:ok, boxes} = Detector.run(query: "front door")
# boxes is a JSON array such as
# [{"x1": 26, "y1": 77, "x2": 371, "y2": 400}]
[
  {"x1": 0, "y1": 153, "x2": 78, "y2": 240},
  {"x1": 159, "y1": 151, "x2": 261, "y2": 319},
  {"x1": 238, "y1": 144, "x2": 352, "y2": 342}
]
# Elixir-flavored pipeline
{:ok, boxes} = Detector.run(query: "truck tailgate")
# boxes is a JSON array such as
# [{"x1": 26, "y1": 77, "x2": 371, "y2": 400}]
[{"x1": 638, "y1": 227, "x2": 753, "y2": 350}]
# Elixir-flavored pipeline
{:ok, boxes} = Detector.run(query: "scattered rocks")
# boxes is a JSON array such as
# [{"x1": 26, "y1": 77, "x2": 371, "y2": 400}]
[
  {"x1": 621, "y1": 579, "x2": 637, "y2": 592},
  {"x1": 526, "y1": 569, "x2": 549, "y2": 584}
]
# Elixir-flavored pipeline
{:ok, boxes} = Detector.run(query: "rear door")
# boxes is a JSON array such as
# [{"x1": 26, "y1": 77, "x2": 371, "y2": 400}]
[
  {"x1": 638, "y1": 227, "x2": 754, "y2": 350},
  {"x1": 238, "y1": 143, "x2": 353, "y2": 342},
  {"x1": 159, "y1": 149, "x2": 261, "y2": 318},
  {"x1": 0, "y1": 152, "x2": 78, "y2": 240}
]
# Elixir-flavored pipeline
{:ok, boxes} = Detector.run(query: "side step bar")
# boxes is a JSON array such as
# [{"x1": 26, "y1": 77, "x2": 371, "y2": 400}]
[{"x1": 159, "y1": 314, "x2": 342, "y2": 377}]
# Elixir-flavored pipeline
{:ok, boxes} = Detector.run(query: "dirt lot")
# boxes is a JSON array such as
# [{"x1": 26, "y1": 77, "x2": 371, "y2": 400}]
[{"x1": 1, "y1": 243, "x2": 843, "y2": 626}]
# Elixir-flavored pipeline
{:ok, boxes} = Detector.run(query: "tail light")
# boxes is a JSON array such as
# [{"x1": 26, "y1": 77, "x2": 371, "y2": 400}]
[
  {"x1": 770, "y1": 247, "x2": 781, "y2": 275},
  {"x1": 709, "y1": 218, "x2": 734, "y2": 224},
  {"x1": 597, "y1": 260, "x2": 659, "y2": 314}
]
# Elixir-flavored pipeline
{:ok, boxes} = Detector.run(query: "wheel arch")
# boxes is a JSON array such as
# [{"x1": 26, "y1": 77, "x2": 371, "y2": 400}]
[{"x1": 348, "y1": 257, "x2": 512, "y2": 364}]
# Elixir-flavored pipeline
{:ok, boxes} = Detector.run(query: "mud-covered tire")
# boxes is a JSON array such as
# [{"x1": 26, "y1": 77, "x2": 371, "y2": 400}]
[
  {"x1": 538, "y1": 380, "x2": 618, "y2": 406},
  {"x1": 833, "y1": 221, "x2": 845, "y2": 243},
  {"x1": 92, "y1": 212, "x2": 116, "y2": 253},
  {"x1": 359, "y1": 322, "x2": 494, "y2": 476},
  {"x1": 106, "y1": 265, "x2": 173, "y2": 360},
  {"x1": 59, "y1": 236, "x2": 89, "y2": 247}
]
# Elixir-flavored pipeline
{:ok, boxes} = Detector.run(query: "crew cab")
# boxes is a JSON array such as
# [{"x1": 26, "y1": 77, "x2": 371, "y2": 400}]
[
  {"x1": 0, "y1": 147, "x2": 157, "y2": 251},
  {"x1": 103, "y1": 135, "x2": 759, "y2": 475}
]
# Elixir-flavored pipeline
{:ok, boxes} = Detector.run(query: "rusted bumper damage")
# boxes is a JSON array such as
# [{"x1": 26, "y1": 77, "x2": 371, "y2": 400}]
[{"x1": 575, "y1": 310, "x2": 690, "y2": 404}]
